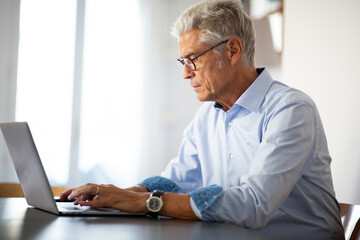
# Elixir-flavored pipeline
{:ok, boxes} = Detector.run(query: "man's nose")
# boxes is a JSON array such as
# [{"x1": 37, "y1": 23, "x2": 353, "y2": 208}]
[{"x1": 183, "y1": 66, "x2": 195, "y2": 79}]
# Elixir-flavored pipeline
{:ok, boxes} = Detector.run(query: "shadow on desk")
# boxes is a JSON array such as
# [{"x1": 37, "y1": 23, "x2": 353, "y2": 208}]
[
  {"x1": 77, "y1": 216, "x2": 278, "y2": 240},
  {"x1": 19, "y1": 208, "x2": 58, "y2": 240},
  {"x1": 12, "y1": 207, "x2": 276, "y2": 240}
]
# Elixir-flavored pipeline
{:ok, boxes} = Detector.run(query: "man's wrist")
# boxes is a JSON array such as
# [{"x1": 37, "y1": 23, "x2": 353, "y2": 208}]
[
  {"x1": 136, "y1": 192, "x2": 151, "y2": 212},
  {"x1": 146, "y1": 190, "x2": 165, "y2": 217}
]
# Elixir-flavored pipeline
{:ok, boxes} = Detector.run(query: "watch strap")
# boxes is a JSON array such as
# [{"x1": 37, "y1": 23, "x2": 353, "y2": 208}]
[{"x1": 151, "y1": 190, "x2": 164, "y2": 198}]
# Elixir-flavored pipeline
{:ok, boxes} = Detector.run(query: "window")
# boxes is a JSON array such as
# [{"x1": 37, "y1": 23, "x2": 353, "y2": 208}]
[
  {"x1": 16, "y1": 0, "x2": 141, "y2": 187},
  {"x1": 78, "y1": 0, "x2": 142, "y2": 186},
  {"x1": 16, "y1": 0, "x2": 77, "y2": 185}
]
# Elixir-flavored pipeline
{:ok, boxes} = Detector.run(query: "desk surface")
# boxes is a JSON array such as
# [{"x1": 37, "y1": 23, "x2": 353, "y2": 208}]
[{"x1": 0, "y1": 198, "x2": 280, "y2": 240}]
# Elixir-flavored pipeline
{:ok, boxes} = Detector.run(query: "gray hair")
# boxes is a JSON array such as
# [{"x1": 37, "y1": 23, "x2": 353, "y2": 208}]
[{"x1": 172, "y1": 0, "x2": 255, "y2": 68}]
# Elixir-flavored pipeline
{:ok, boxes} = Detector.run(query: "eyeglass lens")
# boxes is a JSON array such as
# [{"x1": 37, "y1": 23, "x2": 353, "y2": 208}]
[{"x1": 177, "y1": 58, "x2": 195, "y2": 71}]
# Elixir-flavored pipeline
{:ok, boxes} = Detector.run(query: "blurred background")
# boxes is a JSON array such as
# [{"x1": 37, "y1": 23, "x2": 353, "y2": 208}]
[{"x1": 0, "y1": 0, "x2": 359, "y2": 205}]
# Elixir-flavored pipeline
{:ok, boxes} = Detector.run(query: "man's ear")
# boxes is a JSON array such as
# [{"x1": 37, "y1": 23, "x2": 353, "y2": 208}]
[{"x1": 227, "y1": 37, "x2": 242, "y2": 66}]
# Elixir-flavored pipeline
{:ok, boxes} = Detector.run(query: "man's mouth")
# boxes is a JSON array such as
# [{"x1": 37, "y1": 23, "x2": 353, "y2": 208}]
[{"x1": 192, "y1": 85, "x2": 201, "y2": 92}]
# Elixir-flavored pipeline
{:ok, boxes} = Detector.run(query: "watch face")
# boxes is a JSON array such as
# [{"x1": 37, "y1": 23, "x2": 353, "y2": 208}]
[{"x1": 147, "y1": 197, "x2": 162, "y2": 212}]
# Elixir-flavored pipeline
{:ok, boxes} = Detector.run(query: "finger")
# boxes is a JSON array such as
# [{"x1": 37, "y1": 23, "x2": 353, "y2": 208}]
[
  {"x1": 79, "y1": 199, "x2": 104, "y2": 208},
  {"x1": 68, "y1": 184, "x2": 98, "y2": 200},
  {"x1": 74, "y1": 195, "x2": 88, "y2": 205},
  {"x1": 95, "y1": 185, "x2": 100, "y2": 195},
  {"x1": 59, "y1": 189, "x2": 73, "y2": 200}
]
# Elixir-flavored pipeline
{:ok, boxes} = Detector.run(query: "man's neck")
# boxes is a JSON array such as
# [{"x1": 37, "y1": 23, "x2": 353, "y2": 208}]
[{"x1": 216, "y1": 66, "x2": 258, "y2": 111}]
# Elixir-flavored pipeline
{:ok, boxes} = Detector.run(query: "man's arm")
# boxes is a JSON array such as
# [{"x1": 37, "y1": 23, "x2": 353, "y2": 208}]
[{"x1": 60, "y1": 183, "x2": 198, "y2": 220}]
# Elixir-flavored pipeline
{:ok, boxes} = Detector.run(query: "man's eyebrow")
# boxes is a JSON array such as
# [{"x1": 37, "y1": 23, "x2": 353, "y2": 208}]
[{"x1": 184, "y1": 51, "x2": 196, "y2": 59}]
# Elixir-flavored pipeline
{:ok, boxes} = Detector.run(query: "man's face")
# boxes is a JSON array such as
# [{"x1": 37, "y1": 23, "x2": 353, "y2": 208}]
[{"x1": 179, "y1": 29, "x2": 232, "y2": 102}]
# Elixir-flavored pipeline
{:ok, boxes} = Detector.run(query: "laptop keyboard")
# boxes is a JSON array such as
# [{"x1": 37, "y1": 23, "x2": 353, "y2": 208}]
[{"x1": 57, "y1": 202, "x2": 90, "y2": 211}]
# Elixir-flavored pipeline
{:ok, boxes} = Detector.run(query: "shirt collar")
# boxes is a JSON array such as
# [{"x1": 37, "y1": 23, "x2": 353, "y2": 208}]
[{"x1": 214, "y1": 68, "x2": 273, "y2": 112}]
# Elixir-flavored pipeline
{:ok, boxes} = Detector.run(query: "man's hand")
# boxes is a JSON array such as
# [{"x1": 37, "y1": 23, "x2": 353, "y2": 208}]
[{"x1": 59, "y1": 183, "x2": 149, "y2": 213}]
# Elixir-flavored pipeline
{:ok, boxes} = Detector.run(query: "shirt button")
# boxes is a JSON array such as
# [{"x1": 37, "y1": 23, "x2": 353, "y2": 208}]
[
  {"x1": 228, "y1": 122, "x2": 233, "y2": 127},
  {"x1": 229, "y1": 153, "x2": 235, "y2": 159}
]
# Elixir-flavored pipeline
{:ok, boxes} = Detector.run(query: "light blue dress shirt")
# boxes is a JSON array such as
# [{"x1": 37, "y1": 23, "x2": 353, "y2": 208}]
[{"x1": 141, "y1": 68, "x2": 344, "y2": 239}]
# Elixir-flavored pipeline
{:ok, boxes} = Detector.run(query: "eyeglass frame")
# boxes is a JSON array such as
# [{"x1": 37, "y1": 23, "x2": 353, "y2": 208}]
[{"x1": 176, "y1": 39, "x2": 229, "y2": 71}]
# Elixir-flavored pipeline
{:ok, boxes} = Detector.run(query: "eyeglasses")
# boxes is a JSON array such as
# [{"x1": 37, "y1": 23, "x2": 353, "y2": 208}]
[{"x1": 177, "y1": 39, "x2": 229, "y2": 71}]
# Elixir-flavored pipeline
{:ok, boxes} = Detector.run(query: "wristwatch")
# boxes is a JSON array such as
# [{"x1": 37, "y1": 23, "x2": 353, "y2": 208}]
[{"x1": 146, "y1": 190, "x2": 164, "y2": 217}]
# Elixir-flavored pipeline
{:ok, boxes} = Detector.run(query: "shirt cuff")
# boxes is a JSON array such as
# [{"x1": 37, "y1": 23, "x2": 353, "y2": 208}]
[
  {"x1": 189, "y1": 185, "x2": 223, "y2": 213},
  {"x1": 190, "y1": 197, "x2": 203, "y2": 219},
  {"x1": 138, "y1": 176, "x2": 185, "y2": 193}
]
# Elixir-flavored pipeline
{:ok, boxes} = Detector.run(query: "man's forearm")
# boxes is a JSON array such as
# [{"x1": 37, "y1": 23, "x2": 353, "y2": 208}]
[
  {"x1": 160, "y1": 193, "x2": 199, "y2": 220},
  {"x1": 125, "y1": 177, "x2": 198, "y2": 219}
]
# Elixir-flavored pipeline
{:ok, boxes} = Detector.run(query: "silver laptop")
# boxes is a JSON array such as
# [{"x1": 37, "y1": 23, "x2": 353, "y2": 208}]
[{"x1": 0, "y1": 122, "x2": 144, "y2": 216}]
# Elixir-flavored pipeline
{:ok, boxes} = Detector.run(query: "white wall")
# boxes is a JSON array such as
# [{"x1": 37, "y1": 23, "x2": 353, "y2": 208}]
[
  {"x1": 282, "y1": 0, "x2": 360, "y2": 204},
  {"x1": 0, "y1": 0, "x2": 20, "y2": 181},
  {"x1": 0, "y1": 0, "x2": 19, "y2": 123}
]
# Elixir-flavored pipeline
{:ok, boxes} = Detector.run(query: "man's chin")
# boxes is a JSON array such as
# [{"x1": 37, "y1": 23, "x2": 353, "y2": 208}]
[{"x1": 196, "y1": 94, "x2": 211, "y2": 102}]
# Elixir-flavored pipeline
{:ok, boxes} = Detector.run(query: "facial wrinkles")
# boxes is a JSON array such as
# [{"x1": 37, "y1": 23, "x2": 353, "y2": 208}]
[
  {"x1": 204, "y1": 54, "x2": 224, "y2": 92},
  {"x1": 202, "y1": 69, "x2": 215, "y2": 93}
]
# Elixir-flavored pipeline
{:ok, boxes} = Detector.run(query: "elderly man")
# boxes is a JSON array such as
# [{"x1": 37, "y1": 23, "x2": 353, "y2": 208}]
[{"x1": 61, "y1": 0, "x2": 344, "y2": 239}]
